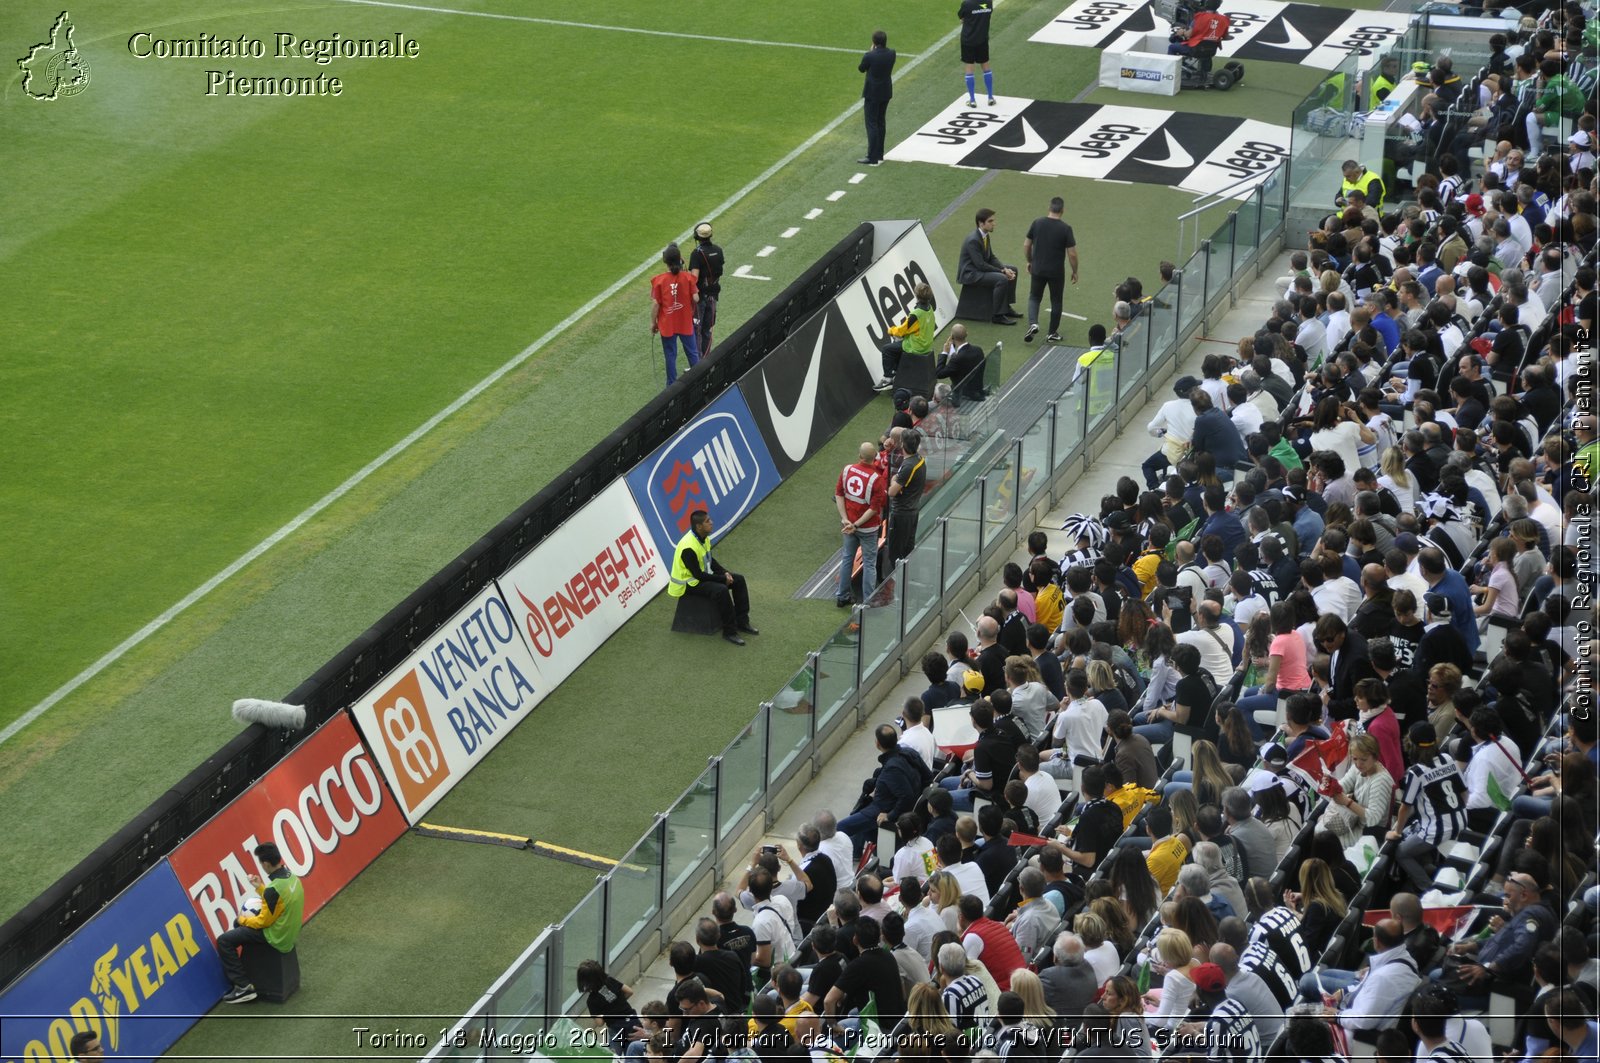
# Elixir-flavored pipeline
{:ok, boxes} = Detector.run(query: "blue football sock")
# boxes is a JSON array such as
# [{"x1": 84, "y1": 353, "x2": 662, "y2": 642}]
[
  {"x1": 965, "y1": 73, "x2": 976, "y2": 101},
  {"x1": 984, "y1": 70, "x2": 994, "y2": 97}
]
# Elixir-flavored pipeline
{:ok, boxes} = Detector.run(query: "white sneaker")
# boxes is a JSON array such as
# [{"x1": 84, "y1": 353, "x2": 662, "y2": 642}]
[{"x1": 873, "y1": 378, "x2": 894, "y2": 392}]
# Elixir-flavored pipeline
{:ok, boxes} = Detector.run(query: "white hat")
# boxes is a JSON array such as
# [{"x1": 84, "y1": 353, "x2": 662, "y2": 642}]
[{"x1": 1569, "y1": 129, "x2": 1592, "y2": 148}]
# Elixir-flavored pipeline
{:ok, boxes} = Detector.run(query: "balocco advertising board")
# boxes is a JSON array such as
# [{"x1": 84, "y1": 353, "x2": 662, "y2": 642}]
[
  {"x1": 349, "y1": 586, "x2": 546, "y2": 823},
  {"x1": 0, "y1": 863, "x2": 227, "y2": 1063},
  {"x1": 166, "y1": 715, "x2": 409, "y2": 944},
  {"x1": 498, "y1": 479, "x2": 671, "y2": 689}
]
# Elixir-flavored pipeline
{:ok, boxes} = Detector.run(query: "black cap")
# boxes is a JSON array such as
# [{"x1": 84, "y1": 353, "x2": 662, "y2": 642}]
[{"x1": 1174, "y1": 375, "x2": 1201, "y2": 396}]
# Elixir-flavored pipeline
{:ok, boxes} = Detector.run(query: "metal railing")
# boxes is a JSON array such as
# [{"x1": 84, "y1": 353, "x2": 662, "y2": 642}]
[{"x1": 419, "y1": 162, "x2": 1297, "y2": 1063}]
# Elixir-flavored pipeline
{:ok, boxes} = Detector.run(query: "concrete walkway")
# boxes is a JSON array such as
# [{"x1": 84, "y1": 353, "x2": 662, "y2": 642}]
[{"x1": 620, "y1": 250, "x2": 1295, "y2": 1008}]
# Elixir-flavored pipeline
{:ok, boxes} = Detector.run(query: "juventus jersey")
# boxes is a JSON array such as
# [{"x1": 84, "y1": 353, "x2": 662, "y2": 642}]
[
  {"x1": 1248, "y1": 568, "x2": 1280, "y2": 605},
  {"x1": 1238, "y1": 940, "x2": 1299, "y2": 1010},
  {"x1": 1204, "y1": 998, "x2": 1262, "y2": 1063},
  {"x1": 940, "y1": 975, "x2": 988, "y2": 1029},
  {"x1": 1400, "y1": 753, "x2": 1468, "y2": 844},
  {"x1": 1248, "y1": 907, "x2": 1313, "y2": 980},
  {"x1": 1422, "y1": 1041, "x2": 1474, "y2": 1063}
]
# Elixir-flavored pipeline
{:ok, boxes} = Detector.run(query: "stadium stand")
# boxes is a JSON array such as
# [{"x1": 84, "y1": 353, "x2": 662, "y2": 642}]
[{"x1": 585, "y1": 98, "x2": 1599, "y2": 1060}]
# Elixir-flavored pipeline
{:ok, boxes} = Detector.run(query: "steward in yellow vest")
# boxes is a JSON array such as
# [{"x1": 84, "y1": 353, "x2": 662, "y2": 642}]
[{"x1": 669, "y1": 509, "x2": 757, "y2": 645}]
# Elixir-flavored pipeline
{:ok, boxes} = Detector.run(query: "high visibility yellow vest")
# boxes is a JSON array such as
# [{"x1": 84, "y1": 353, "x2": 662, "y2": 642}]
[
  {"x1": 1369, "y1": 73, "x2": 1397, "y2": 110},
  {"x1": 1341, "y1": 169, "x2": 1384, "y2": 210},
  {"x1": 668, "y1": 530, "x2": 709, "y2": 597}
]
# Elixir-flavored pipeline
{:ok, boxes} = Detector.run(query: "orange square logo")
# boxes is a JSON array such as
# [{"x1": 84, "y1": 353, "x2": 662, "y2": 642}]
[{"x1": 370, "y1": 670, "x2": 448, "y2": 812}]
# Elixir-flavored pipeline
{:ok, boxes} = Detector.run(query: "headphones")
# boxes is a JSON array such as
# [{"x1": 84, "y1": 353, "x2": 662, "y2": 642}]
[{"x1": 694, "y1": 222, "x2": 713, "y2": 241}]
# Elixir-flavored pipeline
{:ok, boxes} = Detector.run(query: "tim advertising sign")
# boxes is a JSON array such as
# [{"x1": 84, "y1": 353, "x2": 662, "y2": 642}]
[
  {"x1": 622, "y1": 390, "x2": 782, "y2": 563},
  {"x1": 741, "y1": 226, "x2": 957, "y2": 477},
  {"x1": 499, "y1": 480, "x2": 673, "y2": 689},
  {"x1": 0, "y1": 863, "x2": 227, "y2": 1063},
  {"x1": 349, "y1": 586, "x2": 546, "y2": 823},
  {"x1": 167, "y1": 715, "x2": 408, "y2": 944}
]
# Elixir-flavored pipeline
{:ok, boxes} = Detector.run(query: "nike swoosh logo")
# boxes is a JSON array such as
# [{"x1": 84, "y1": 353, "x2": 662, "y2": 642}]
[
  {"x1": 1143, "y1": 129, "x2": 1194, "y2": 169},
  {"x1": 1257, "y1": 18, "x2": 1312, "y2": 50},
  {"x1": 764, "y1": 318, "x2": 826, "y2": 463},
  {"x1": 993, "y1": 117, "x2": 1047, "y2": 154}
]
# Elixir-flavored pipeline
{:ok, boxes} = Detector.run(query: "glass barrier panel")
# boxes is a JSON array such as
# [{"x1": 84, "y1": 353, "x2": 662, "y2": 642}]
[
  {"x1": 493, "y1": 945, "x2": 551, "y2": 1045},
  {"x1": 1054, "y1": 388, "x2": 1085, "y2": 471},
  {"x1": 1146, "y1": 278, "x2": 1180, "y2": 368},
  {"x1": 814, "y1": 620, "x2": 860, "y2": 731},
  {"x1": 767, "y1": 661, "x2": 814, "y2": 785},
  {"x1": 607, "y1": 822, "x2": 664, "y2": 966},
  {"x1": 943, "y1": 482, "x2": 982, "y2": 591},
  {"x1": 1018, "y1": 414, "x2": 1048, "y2": 511},
  {"x1": 666, "y1": 764, "x2": 717, "y2": 897},
  {"x1": 719, "y1": 713, "x2": 766, "y2": 838},
  {"x1": 1260, "y1": 172, "x2": 1285, "y2": 246},
  {"x1": 1124, "y1": 307, "x2": 1153, "y2": 400},
  {"x1": 1206, "y1": 217, "x2": 1234, "y2": 307},
  {"x1": 858, "y1": 582, "x2": 900, "y2": 681},
  {"x1": 982, "y1": 452, "x2": 1017, "y2": 552},
  {"x1": 1235, "y1": 190, "x2": 1261, "y2": 264},
  {"x1": 1085, "y1": 352, "x2": 1116, "y2": 435},
  {"x1": 919, "y1": 430, "x2": 989, "y2": 527},
  {"x1": 560, "y1": 884, "x2": 607, "y2": 1013},
  {"x1": 903, "y1": 531, "x2": 942, "y2": 633},
  {"x1": 1179, "y1": 249, "x2": 1206, "y2": 336}
]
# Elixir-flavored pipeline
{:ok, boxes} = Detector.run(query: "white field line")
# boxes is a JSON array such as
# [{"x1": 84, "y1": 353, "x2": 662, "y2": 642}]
[
  {"x1": 337, "y1": 0, "x2": 893, "y2": 55},
  {"x1": 826, "y1": 190, "x2": 847, "y2": 201},
  {"x1": 1, "y1": 10, "x2": 968, "y2": 747},
  {"x1": 804, "y1": 208, "x2": 824, "y2": 220}
]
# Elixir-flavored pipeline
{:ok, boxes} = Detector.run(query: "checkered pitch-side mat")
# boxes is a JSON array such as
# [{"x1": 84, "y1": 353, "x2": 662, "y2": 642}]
[
  {"x1": 1030, "y1": 0, "x2": 1412, "y2": 66},
  {"x1": 884, "y1": 96, "x2": 1290, "y2": 196}
]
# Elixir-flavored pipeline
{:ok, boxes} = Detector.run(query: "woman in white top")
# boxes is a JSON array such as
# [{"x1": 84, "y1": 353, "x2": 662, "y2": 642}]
[
  {"x1": 1316, "y1": 734, "x2": 1395, "y2": 848},
  {"x1": 1307, "y1": 395, "x2": 1376, "y2": 479},
  {"x1": 889, "y1": 812, "x2": 935, "y2": 886},
  {"x1": 1146, "y1": 928, "x2": 1199, "y2": 1029},
  {"x1": 1137, "y1": 624, "x2": 1179, "y2": 715},
  {"x1": 927, "y1": 870, "x2": 964, "y2": 934},
  {"x1": 1378, "y1": 445, "x2": 1416, "y2": 514}
]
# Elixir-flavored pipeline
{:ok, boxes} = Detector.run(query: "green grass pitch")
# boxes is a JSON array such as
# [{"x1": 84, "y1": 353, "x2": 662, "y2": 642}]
[{"x1": 1, "y1": 0, "x2": 1376, "y2": 1053}]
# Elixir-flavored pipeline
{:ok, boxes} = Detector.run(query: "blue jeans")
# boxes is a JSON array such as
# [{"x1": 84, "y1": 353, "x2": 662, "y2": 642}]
[
  {"x1": 1236, "y1": 687, "x2": 1286, "y2": 738},
  {"x1": 1131, "y1": 712, "x2": 1173, "y2": 745},
  {"x1": 838, "y1": 525, "x2": 879, "y2": 602},
  {"x1": 1298, "y1": 968, "x2": 1359, "y2": 1001},
  {"x1": 839, "y1": 806, "x2": 886, "y2": 855},
  {"x1": 940, "y1": 774, "x2": 978, "y2": 811},
  {"x1": 662, "y1": 332, "x2": 701, "y2": 385},
  {"x1": 1162, "y1": 771, "x2": 1192, "y2": 801},
  {"x1": 1511, "y1": 794, "x2": 1552, "y2": 818}
]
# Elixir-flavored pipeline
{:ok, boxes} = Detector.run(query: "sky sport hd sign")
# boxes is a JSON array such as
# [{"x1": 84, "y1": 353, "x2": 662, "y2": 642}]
[{"x1": 885, "y1": 95, "x2": 1290, "y2": 198}]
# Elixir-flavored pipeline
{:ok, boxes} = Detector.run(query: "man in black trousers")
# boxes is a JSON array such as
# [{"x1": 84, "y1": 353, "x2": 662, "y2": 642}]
[{"x1": 858, "y1": 30, "x2": 895, "y2": 165}]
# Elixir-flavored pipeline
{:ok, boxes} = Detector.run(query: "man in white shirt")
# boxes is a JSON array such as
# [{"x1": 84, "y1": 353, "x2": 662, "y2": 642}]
[
  {"x1": 1336, "y1": 918, "x2": 1421, "y2": 1035},
  {"x1": 1177, "y1": 600, "x2": 1236, "y2": 688},
  {"x1": 1461, "y1": 707, "x2": 1522, "y2": 826},
  {"x1": 1229, "y1": 382, "x2": 1265, "y2": 437},
  {"x1": 1144, "y1": 375, "x2": 1201, "y2": 488},
  {"x1": 814, "y1": 810, "x2": 856, "y2": 885},
  {"x1": 898, "y1": 878, "x2": 945, "y2": 961},
  {"x1": 1324, "y1": 292, "x2": 1351, "y2": 353},
  {"x1": 1017, "y1": 745, "x2": 1062, "y2": 824},
  {"x1": 899, "y1": 699, "x2": 938, "y2": 771}
]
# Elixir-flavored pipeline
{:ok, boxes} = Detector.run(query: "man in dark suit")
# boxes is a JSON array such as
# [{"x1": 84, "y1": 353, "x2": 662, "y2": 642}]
[
  {"x1": 858, "y1": 31, "x2": 895, "y2": 165},
  {"x1": 958, "y1": 208, "x2": 1019, "y2": 325},
  {"x1": 935, "y1": 323, "x2": 986, "y2": 404},
  {"x1": 1314, "y1": 613, "x2": 1372, "y2": 721}
]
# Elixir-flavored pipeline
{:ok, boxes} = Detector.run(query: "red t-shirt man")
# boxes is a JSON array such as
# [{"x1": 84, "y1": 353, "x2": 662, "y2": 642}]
[{"x1": 651, "y1": 268, "x2": 698, "y2": 338}]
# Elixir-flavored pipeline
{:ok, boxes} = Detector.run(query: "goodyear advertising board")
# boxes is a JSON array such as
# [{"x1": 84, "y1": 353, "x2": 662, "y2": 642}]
[
  {"x1": 0, "y1": 863, "x2": 227, "y2": 1062},
  {"x1": 349, "y1": 586, "x2": 547, "y2": 823}
]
